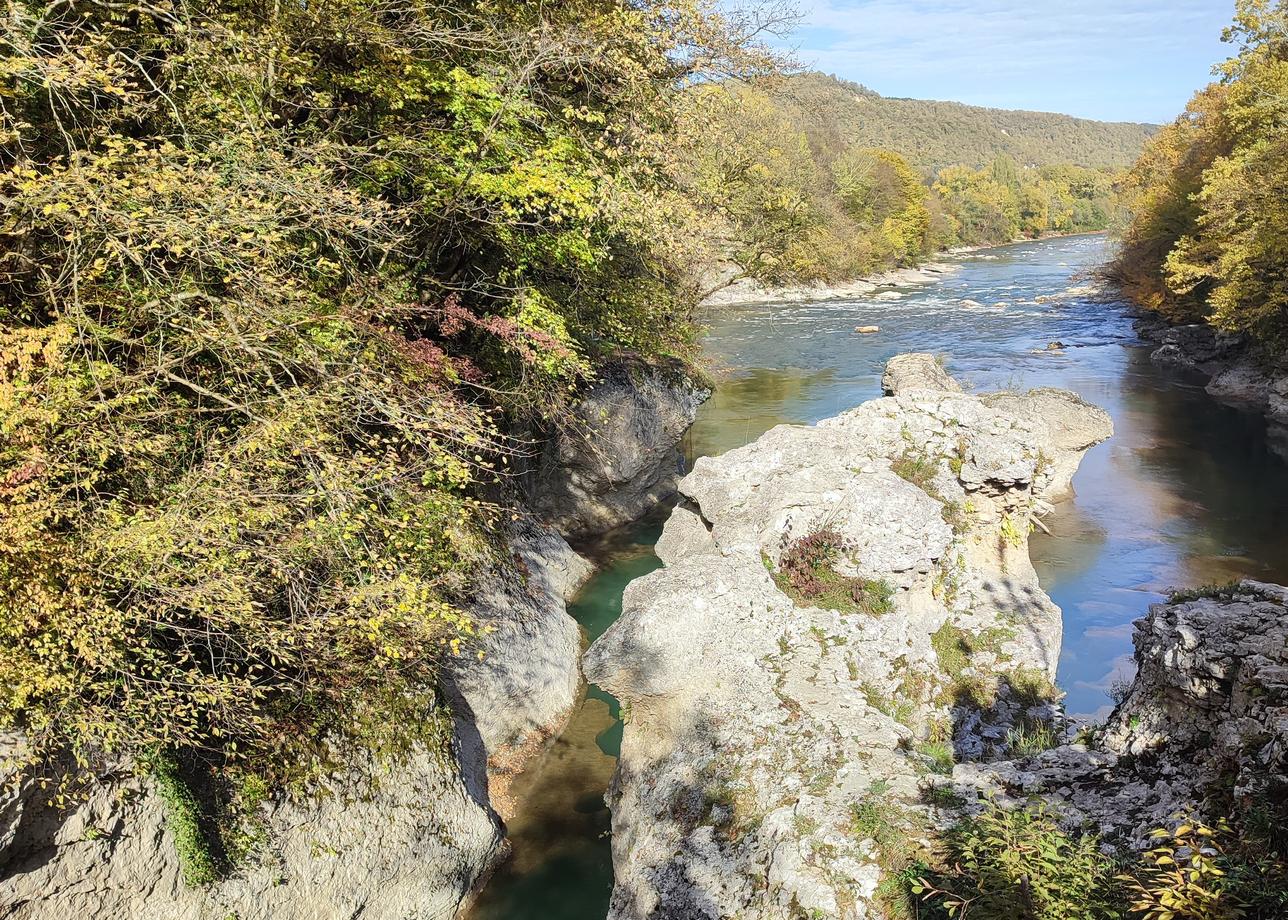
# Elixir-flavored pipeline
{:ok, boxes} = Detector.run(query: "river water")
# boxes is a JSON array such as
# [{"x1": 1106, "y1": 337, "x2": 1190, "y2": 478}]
[{"x1": 469, "y1": 233, "x2": 1288, "y2": 919}]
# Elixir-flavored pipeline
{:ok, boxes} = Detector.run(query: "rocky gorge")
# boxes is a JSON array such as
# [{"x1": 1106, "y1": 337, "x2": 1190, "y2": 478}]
[
  {"x1": 7, "y1": 236, "x2": 1288, "y2": 920},
  {"x1": 0, "y1": 364, "x2": 707, "y2": 920}
]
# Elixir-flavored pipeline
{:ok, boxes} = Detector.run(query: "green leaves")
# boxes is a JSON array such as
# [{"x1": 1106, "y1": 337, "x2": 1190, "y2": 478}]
[{"x1": 1115, "y1": 0, "x2": 1288, "y2": 347}]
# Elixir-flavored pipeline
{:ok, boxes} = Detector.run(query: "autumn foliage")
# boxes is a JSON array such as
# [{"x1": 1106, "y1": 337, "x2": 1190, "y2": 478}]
[{"x1": 0, "y1": 0, "x2": 778, "y2": 788}]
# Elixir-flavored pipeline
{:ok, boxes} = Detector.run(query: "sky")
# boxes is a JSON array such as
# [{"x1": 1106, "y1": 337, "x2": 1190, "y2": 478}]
[{"x1": 775, "y1": 0, "x2": 1237, "y2": 123}]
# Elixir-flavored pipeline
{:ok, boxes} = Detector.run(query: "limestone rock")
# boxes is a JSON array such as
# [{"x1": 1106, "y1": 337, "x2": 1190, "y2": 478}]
[
  {"x1": 585, "y1": 355, "x2": 1112, "y2": 919},
  {"x1": 529, "y1": 359, "x2": 709, "y2": 539},
  {"x1": 445, "y1": 523, "x2": 594, "y2": 772},
  {"x1": 881, "y1": 352, "x2": 961, "y2": 395},
  {"x1": 959, "y1": 581, "x2": 1288, "y2": 852},
  {"x1": 1148, "y1": 323, "x2": 1246, "y2": 375},
  {"x1": 1205, "y1": 356, "x2": 1273, "y2": 405},
  {"x1": 0, "y1": 729, "x2": 503, "y2": 920}
]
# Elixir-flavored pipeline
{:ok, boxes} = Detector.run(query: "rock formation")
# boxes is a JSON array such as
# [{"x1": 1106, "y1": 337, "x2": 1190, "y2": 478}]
[
  {"x1": 0, "y1": 525, "x2": 592, "y2": 920},
  {"x1": 584, "y1": 354, "x2": 1112, "y2": 919},
  {"x1": 529, "y1": 359, "x2": 710, "y2": 539},
  {"x1": 957, "y1": 580, "x2": 1288, "y2": 851},
  {"x1": 1135, "y1": 316, "x2": 1288, "y2": 430}
]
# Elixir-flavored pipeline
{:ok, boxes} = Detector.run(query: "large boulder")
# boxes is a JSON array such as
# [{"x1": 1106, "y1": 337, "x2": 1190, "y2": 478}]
[
  {"x1": 529, "y1": 359, "x2": 710, "y2": 539},
  {"x1": 584, "y1": 356, "x2": 1112, "y2": 919},
  {"x1": 881, "y1": 352, "x2": 962, "y2": 395}
]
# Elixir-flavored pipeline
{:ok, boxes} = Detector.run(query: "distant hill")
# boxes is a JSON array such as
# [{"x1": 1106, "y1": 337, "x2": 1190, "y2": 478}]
[{"x1": 772, "y1": 73, "x2": 1157, "y2": 172}]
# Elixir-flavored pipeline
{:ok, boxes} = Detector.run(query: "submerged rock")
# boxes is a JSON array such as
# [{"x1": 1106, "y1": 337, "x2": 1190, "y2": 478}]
[
  {"x1": 529, "y1": 358, "x2": 710, "y2": 539},
  {"x1": 0, "y1": 525, "x2": 591, "y2": 920},
  {"x1": 585, "y1": 354, "x2": 1112, "y2": 920}
]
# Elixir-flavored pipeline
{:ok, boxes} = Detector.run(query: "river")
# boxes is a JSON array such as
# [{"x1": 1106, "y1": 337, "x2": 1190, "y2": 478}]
[{"x1": 468, "y1": 233, "x2": 1288, "y2": 919}]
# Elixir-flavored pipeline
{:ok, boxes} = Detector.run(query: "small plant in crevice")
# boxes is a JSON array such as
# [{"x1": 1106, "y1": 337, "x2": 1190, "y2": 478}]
[
  {"x1": 849, "y1": 791, "x2": 907, "y2": 859},
  {"x1": 1005, "y1": 717, "x2": 1062, "y2": 757},
  {"x1": 150, "y1": 754, "x2": 224, "y2": 887},
  {"x1": 922, "y1": 783, "x2": 967, "y2": 810},
  {"x1": 892, "y1": 451, "x2": 941, "y2": 493},
  {"x1": 768, "y1": 526, "x2": 894, "y2": 616},
  {"x1": 1167, "y1": 582, "x2": 1245, "y2": 604},
  {"x1": 999, "y1": 512, "x2": 1030, "y2": 549},
  {"x1": 1108, "y1": 675, "x2": 1134, "y2": 707},
  {"x1": 914, "y1": 739, "x2": 955, "y2": 775}
]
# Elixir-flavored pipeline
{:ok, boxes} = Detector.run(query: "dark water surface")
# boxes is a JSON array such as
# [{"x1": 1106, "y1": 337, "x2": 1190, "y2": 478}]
[{"x1": 470, "y1": 234, "x2": 1288, "y2": 917}]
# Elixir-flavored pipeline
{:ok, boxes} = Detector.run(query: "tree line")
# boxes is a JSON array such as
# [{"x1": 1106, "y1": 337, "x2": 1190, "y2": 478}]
[
  {"x1": 1110, "y1": 0, "x2": 1288, "y2": 350},
  {"x1": 691, "y1": 80, "x2": 1123, "y2": 286}
]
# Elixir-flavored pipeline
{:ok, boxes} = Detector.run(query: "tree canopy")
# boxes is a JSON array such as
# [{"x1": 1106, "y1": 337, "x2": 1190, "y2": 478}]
[
  {"x1": 0, "y1": 0, "x2": 780, "y2": 793},
  {"x1": 1111, "y1": 0, "x2": 1288, "y2": 348}
]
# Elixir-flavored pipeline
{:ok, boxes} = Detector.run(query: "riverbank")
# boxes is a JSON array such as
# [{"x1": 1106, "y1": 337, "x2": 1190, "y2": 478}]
[
  {"x1": 1131, "y1": 312, "x2": 1288, "y2": 456},
  {"x1": 700, "y1": 232, "x2": 1110, "y2": 309},
  {"x1": 699, "y1": 261, "x2": 961, "y2": 307},
  {"x1": 469, "y1": 234, "x2": 1288, "y2": 918}
]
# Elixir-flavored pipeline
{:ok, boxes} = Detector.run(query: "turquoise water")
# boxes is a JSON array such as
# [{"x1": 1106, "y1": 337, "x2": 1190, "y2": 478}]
[
  {"x1": 467, "y1": 517, "x2": 663, "y2": 920},
  {"x1": 470, "y1": 234, "x2": 1288, "y2": 916}
]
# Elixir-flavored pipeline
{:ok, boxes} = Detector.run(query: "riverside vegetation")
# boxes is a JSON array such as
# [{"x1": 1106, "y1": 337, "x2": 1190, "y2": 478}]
[
  {"x1": 690, "y1": 76, "x2": 1132, "y2": 286},
  {"x1": 4, "y1": 0, "x2": 1286, "y2": 916},
  {"x1": 0, "y1": 0, "x2": 785, "y2": 878},
  {"x1": 1111, "y1": 0, "x2": 1288, "y2": 351}
]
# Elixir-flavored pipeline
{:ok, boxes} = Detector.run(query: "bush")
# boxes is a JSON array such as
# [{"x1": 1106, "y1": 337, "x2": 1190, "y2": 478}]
[
  {"x1": 770, "y1": 527, "x2": 894, "y2": 616},
  {"x1": 0, "y1": 0, "x2": 780, "y2": 800},
  {"x1": 915, "y1": 801, "x2": 1126, "y2": 920}
]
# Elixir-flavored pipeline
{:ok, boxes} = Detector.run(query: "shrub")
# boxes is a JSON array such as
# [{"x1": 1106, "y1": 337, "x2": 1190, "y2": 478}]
[
  {"x1": 0, "y1": 0, "x2": 780, "y2": 804},
  {"x1": 1123, "y1": 812, "x2": 1288, "y2": 920},
  {"x1": 770, "y1": 527, "x2": 895, "y2": 616},
  {"x1": 915, "y1": 801, "x2": 1126, "y2": 920}
]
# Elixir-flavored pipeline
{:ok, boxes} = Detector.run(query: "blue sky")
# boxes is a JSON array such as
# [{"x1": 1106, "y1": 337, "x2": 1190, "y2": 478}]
[{"x1": 777, "y1": 0, "x2": 1236, "y2": 123}]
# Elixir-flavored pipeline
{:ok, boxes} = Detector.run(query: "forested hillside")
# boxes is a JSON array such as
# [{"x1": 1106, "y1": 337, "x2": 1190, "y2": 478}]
[
  {"x1": 773, "y1": 73, "x2": 1157, "y2": 171},
  {"x1": 691, "y1": 77, "x2": 1128, "y2": 285},
  {"x1": 1111, "y1": 0, "x2": 1288, "y2": 350}
]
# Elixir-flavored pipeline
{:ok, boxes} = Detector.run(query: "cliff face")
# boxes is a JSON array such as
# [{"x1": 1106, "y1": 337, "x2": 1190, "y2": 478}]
[
  {"x1": 528, "y1": 359, "x2": 710, "y2": 540},
  {"x1": 583, "y1": 355, "x2": 1112, "y2": 919},
  {"x1": 0, "y1": 526, "x2": 591, "y2": 920},
  {"x1": 1135, "y1": 316, "x2": 1288, "y2": 458}
]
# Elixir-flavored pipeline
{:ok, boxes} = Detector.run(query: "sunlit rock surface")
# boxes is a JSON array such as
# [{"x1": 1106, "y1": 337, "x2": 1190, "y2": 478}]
[
  {"x1": 585, "y1": 354, "x2": 1111, "y2": 920},
  {"x1": 958, "y1": 581, "x2": 1288, "y2": 851},
  {"x1": 529, "y1": 358, "x2": 710, "y2": 539}
]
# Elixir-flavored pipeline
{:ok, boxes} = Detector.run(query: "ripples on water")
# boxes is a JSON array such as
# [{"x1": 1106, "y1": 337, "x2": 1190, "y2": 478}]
[{"x1": 470, "y1": 234, "x2": 1288, "y2": 918}]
